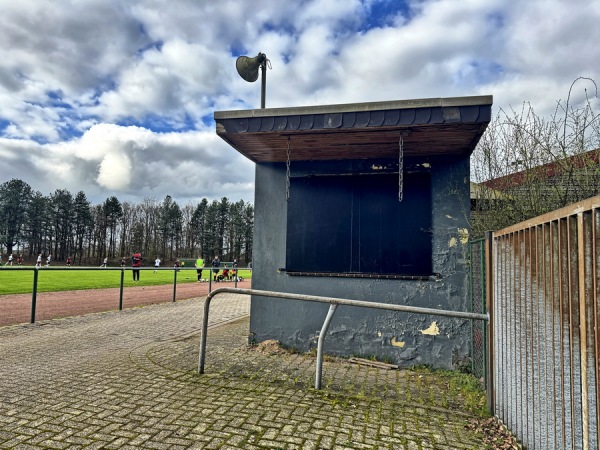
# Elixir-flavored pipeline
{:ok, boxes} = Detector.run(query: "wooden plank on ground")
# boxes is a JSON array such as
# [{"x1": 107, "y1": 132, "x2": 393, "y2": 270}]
[{"x1": 348, "y1": 357, "x2": 399, "y2": 370}]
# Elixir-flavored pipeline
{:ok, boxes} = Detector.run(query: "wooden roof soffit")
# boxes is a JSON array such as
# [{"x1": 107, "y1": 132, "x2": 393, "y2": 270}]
[{"x1": 215, "y1": 96, "x2": 493, "y2": 163}]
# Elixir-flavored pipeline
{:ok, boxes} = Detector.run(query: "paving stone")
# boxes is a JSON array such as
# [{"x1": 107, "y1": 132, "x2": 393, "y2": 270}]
[{"x1": 0, "y1": 294, "x2": 494, "y2": 449}]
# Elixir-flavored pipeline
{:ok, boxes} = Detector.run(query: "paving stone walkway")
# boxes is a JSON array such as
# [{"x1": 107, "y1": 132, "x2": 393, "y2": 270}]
[{"x1": 0, "y1": 294, "x2": 491, "y2": 449}]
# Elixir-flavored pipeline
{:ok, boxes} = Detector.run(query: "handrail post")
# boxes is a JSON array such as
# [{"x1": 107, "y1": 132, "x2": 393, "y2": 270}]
[
  {"x1": 31, "y1": 268, "x2": 39, "y2": 323},
  {"x1": 197, "y1": 294, "x2": 213, "y2": 374},
  {"x1": 315, "y1": 303, "x2": 338, "y2": 389},
  {"x1": 119, "y1": 268, "x2": 125, "y2": 310},
  {"x1": 172, "y1": 268, "x2": 177, "y2": 302},
  {"x1": 208, "y1": 274, "x2": 212, "y2": 292}
]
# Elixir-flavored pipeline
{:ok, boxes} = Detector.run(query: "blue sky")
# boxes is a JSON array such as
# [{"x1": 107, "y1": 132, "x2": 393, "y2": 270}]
[{"x1": 0, "y1": 0, "x2": 598, "y2": 205}]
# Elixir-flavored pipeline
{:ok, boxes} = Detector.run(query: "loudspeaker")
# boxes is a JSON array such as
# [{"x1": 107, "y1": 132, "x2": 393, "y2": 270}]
[{"x1": 236, "y1": 53, "x2": 267, "y2": 82}]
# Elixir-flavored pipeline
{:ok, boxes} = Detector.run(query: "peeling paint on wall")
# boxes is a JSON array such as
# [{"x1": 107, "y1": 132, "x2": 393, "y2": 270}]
[
  {"x1": 420, "y1": 322, "x2": 440, "y2": 335},
  {"x1": 391, "y1": 337, "x2": 405, "y2": 348},
  {"x1": 457, "y1": 228, "x2": 469, "y2": 244},
  {"x1": 250, "y1": 156, "x2": 473, "y2": 370}
]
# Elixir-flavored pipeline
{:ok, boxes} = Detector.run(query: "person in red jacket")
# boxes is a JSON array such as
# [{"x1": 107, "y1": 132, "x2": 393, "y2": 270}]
[{"x1": 132, "y1": 252, "x2": 142, "y2": 281}]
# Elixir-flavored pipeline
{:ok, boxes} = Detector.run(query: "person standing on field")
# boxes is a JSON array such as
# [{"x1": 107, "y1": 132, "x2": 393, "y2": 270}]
[
  {"x1": 154, "y1": 257, "x2": 161, "y2": 273},
  {"x1": 6, "y1": 254, "x2": 13, "y2": 266},
  {"x1": 211, "y1": 255, "x2": 221, "y2": 282},
  {"x1": 195, "y1": 256, "x2": 204, "y2": 282},
  {"x1": 132, "y1": 252, "x2": 142, "y2": 281},
  {"x1": 36, "y1": 253, "x2": 42, "y2": 268}
]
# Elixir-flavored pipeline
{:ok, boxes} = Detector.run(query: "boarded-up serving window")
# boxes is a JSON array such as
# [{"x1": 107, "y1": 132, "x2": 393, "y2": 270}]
[{"x1": 286, "y1": 173, "x2": 432, "y2": 276}]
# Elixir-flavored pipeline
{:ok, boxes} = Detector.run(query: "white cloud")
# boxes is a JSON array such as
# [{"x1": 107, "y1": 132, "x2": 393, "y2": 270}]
[
  {"x1": 97, "y1": 152, "x2": 132, "y2": 190},
  {"x1": 0, "y1": 0, "x2": 599, "y2": 205},
  {"x1": 0, "y1": 123, "x2": 255, "y2": 204}
]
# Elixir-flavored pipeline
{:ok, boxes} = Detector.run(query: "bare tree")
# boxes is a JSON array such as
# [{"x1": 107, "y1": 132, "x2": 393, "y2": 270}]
[
  {"x1": 470, "y1": 78, "x2": 600, "y2": 237},
  {"x1": 139, "y1": 197, "x2": 159, "y2": 257},
  {"x1": 181, "y1": 202, "x2": 196, "y2": 258},
  {"x1": 117, "y1": 202, "x2": 135, "y2": 258}
]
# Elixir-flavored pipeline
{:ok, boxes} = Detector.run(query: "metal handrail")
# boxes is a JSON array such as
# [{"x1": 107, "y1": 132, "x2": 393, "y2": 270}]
[
  {"x1": 1, "y1": 266, "x2": 252, "y2": 323},
  {"x1": 198, "y1": 287, "x2": 489, "y2": 391}
]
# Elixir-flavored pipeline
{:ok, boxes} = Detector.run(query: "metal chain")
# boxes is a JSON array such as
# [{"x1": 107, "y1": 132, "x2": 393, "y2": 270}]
[
  {"x1": 286, "y1": 136, "x2": 291, "y2": 200},
  {"x1": 398, "y1": 135, "x2": 404, "y2": 202}
]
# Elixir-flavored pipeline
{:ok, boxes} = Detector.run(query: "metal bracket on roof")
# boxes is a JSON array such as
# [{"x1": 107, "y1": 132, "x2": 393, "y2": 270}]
[
  {"x1": 398, "y1": 135, "x2": 404, "y2": 202},
  {"x1": 286, "y1": 136, "x2": 291, "y2": 201}
]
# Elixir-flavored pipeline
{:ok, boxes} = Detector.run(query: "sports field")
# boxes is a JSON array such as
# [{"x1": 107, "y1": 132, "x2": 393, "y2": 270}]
[{"x1": 0, "y1": 266, "x2": 252, "y2": 295}]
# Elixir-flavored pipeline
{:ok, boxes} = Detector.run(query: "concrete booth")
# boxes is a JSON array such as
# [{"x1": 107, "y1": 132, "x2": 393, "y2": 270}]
[{"x1": 215, "y1": 95, "x2": 492, "y2": 369}]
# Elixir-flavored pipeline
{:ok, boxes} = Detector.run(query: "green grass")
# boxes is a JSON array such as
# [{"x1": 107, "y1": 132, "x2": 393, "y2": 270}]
[
  {"x1": 411, "y1": 365, "x2": 488, "y2": 417},
  {"x1": 0, "y1": 266, "x2": 252, "y2": 295}
]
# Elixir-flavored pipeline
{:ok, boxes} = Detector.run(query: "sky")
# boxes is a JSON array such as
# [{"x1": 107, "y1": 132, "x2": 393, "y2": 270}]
[{"x1": 1, "y1": 0, "x2": 599, "y2": 206}]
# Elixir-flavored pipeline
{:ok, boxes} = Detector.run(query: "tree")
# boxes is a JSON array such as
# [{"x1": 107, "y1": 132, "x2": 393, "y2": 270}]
[
  {"x1": 170, "y1": 202, "x2": 183, "y2": 259},
  {"x1": 130, "y1": 221, "x2": 145, "y2": 257},
  {"x1": 49, "y1": 189, "x2": 74, "y2": 261},
  {"x1": 471, "y1": 78, "x2": 600, "y2": 237},
  {"x1": 157, "y1": 195, "x2": 183, "y2": 260},
  {"x1": 226, "y1": 200, "x2": 251, "y2": 261},
  {"x1": 191, "y1": 198, "x2": 208, "y2": 258},
  {"x1": 216, "y1": 197, "x2": 229, "y2": 257},
  {"x1": 90, "y1": 204, "x2": 105, "y2": 260},
  {"x1": 139, "y1": 197, "x2": 158, "y2": 257},
  {"x1": 243, "y1": 203, "x2": 254, "y2": 264},
  {"x1": 203, "y1": 200, "x2": 222, "y2": 258},
  {"x1": 0, "y1": 179, "x2": 33, "y2": 255},
  {"x1": 24, "y1": 191, "x2": 49, "y2": 257},
  {"x1": 181, "y1": 202, "x2": 196, "y2": 257},
  {"x1": 73, "y1": 191, "x2": 93, "y2": 264},
  {"x1": 102, "y1": 196, "x2": 123, "y2": 258},
  {"x1": 0, "y1": 176, "x2": 254, "y2": 264},
  {"x1": 117, "y1": 202, "x2": 135, "y2": 259}
]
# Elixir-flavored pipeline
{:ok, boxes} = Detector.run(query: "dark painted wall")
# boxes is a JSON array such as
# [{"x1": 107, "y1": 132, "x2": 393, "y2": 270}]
[{"x1": 250, "y1": 155, "x2": 473, "y2": 369}]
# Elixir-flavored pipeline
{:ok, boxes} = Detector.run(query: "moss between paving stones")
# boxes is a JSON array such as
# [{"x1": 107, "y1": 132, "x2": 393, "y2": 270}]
[{"x1": 130, "y1": 317, "x2": 520, "y2": 449}]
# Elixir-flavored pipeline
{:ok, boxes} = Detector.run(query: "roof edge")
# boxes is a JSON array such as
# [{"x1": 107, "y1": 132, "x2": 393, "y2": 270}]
[{"x1": 214, "y1": 95, "x2": 493, "y2": 120}]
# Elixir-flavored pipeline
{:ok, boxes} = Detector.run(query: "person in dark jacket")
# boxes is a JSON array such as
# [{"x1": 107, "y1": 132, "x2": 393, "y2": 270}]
[
  {"x1": 211, "y1": 255, "x2": 221, "y2": 281},
  {"x1": 132, "y1": 252, "x2": 142, "y2": 281}
]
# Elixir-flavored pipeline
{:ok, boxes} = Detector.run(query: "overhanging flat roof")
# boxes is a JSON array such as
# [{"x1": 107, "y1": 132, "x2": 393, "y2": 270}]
[{"x1": 215, "y1": 95, "x2": 493, "y2": 163}]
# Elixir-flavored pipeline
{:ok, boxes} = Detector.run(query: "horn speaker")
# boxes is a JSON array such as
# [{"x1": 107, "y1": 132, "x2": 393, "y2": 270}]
[
  {"x1": 236, "y1": 53, "x2": 267, "y2": 82},
  {"x1": 235, "y1": 52, "x2": 268, "y2": 108}
]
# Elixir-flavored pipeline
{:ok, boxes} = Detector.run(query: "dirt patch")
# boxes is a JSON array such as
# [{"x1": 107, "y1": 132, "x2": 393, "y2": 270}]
[
  {"x1": 0, "y1": 280, "x2": 251, "y2": 326},
  {"x1": 249, "y1": 339, "x2": 289, "y2": 355}
]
